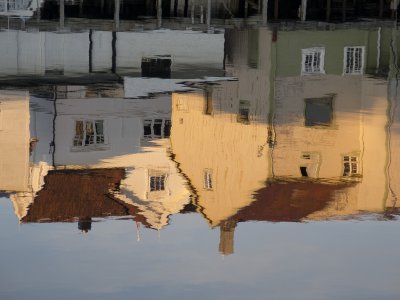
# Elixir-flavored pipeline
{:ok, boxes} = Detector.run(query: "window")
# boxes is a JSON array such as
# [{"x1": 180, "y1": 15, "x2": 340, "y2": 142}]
[
  {"x1": 343, "y1": 155, "x2": 360, "y2": 176},
  {"x1": 204, "y1": 89, "x2": 213, "y2": 115},
  {"x1": 150, "y1": 174, "x2": 166, "y2": 192},
  {"x1": 301, "y1": 47, "x2": 325, "y2": 75},
  {"x1": 237, "y1": 100, "x2": 250, "y2": 124},
  {"x1": 73, "y1": 120, "x2": 105, "y2": 147},
  {"x1": 141, "y1": 56, "x2": 171, "y2": 78},
  {"x1": 300, "y1": 166, "x2": 308, "y2": 177},
  {"x1": 305, "y1": 97, "x2": 333, "y2": 127},
  {"x1": 203, "y1": 169, "x2": 213, "y2": 190},
  {"x1": 143, "y1": 119, "x2": 171, "y2": 139},
  {"x1": 344, "y1": 47, "x2": 364, "y2": 74}
]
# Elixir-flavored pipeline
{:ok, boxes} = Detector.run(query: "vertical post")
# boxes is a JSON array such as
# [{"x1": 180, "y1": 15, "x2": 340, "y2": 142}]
[
  {"x1": 111, "y1": 31, "x2": 117, "y2": 73},
  {"x1": 300, "y1": 0, "x2": 307, "y2": 21},
  {"x1": 89, "y1": 29, "x2": 93, "y2": 73},
  {"x1": 244, "y1": 0, "x2": 248, "y2": 18},
  {"x1": 342, "y1": 0, "x2": 346, "y2": 22},
  {"x1": 191, "y1": 0, "x2": 195, "y2": 24},
  {"x1": 36, "y1": 0, "x2": 41, "y2": 22},
  {"x1": 114, "y1": 0, "x2": 120, "y2": 31},
  {"x1": 207, "y1": 0, "x2": 211, "y2": 28},
  {"x1": 262, "y1": 0, "x2": 268, "y2": 25},
  {"x1": 379, "y1": 0, "x2": 384, "y2": 18},
  {"x1": 4, "y1": 0, "x2": 7, "y2": 13},
  {"x1": 200, "y1": 5, "x2": 204, "y2": 23},
  {"x1": 100, "y1": 0, "x2": 104, "y2": 14},
  {"x1": 60, "y1": 0, "x2": 64, "y2": 29},
  {"x1": 79, "y1": 0, "x2": 84, "y2": 16},
  {"x1": 174, "y1": 0, "x2": 178, "y2": 17},
  {"x1": 157, "y1": 0, "x2": 162, "y2": 28},
  {"x1": 326, "y1": 0, "x2": 331, "y2": 22},
  {"x1": 274, "y1": 0, "x2": 279, "y2": 20}
]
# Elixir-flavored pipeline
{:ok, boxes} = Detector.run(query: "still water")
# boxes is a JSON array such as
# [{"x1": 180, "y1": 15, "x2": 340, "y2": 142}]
[{"x1": 1, "y1": 12, "x2": 400, "y2": 300}]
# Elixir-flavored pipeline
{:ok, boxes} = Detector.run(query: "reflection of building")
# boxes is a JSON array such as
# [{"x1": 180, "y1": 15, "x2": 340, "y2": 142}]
[
  {"x1": 0, "y1": 29, "x2": 224, "y2": 77},
  {"x1": 170, "y1": 26, "x2": 400, "y2": 255},
  {"x1": 170, "y1": 28, "x2": 274, "y2": 255},
  {"x1": 6, "y1": 82, "x2": 192, "y2": 232},
  {"x1": 0, "y1": 0, "x2": 43, "y2": 17}
]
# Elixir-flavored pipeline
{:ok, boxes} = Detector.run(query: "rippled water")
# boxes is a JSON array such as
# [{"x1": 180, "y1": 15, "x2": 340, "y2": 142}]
[{"x1": 1, "y1": 10, "x2": 400, "y2": 299}]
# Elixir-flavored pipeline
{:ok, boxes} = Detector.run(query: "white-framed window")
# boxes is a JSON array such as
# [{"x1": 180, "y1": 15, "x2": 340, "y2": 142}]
[
  {"x1": 148, "y1": 170, "x2": 168, "y2": 193},
  {"x1": 73, "y1": 120, "x2": 105, "y2": 147},
  {"x1": 143, "y1": 118, "x2": 171, "y2": 139},
  {"x1": 203, "y1": 169, "x2": 213, "y2": 190},
  {"x1": 343, "y1": 46, "x2": 364, "y2": 74},
  {"x1": 301, "y1": 47, "x2": 325, "y2": 75},
  {"x1": 342, "y1": 155, "x2": 360, "y2": 176}
]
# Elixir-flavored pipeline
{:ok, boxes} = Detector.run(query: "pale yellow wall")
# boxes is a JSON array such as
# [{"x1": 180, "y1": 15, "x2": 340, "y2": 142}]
[
  {"x1": 357, "y1": 78, "x2": 389, "y2": 211},
  {"x1": 0, "y1": 91, "x2": 30, "y2": 192},
  {"x1": 273, "y1": 75, "x2": 363, "y2": 180},
  {"x1": 170, "y1": 29, "x2": 273, "y2": 227},
  {"x1": 272, "y1": 75, "x2": 390, "y2": 215},
  {"x1": 171, "y1": 89, "x2": 271, "y2": 227}
]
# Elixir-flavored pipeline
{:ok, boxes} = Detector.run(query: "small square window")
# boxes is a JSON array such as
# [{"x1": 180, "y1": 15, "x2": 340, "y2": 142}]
[
  {"x1": 73, "y1": 120, "x2": 105, "y2": 147},
  {"x1": 305, "y1": 97, "x2": 333, "y2": 127}
]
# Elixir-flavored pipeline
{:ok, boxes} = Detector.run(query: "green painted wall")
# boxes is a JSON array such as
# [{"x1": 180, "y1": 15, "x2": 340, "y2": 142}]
[{"x1": 274, "y1": 29, "x2": 382, "y2": 77}]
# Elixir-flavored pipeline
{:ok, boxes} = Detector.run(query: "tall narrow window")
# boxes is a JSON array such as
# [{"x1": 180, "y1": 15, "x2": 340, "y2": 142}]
[
  {"x1": 204, "y1": 89, "x2": 213, "y2": 115},
  {"x1": 344, "y1": 47, "x2": 364, "y2": 74},
  {"x1": 237, "y1": 100, "x2": 250, "y2": 124},
  {"x1": 153, "y1": 119, "x2": 163, "y2": 138},
  {"x1": 203, "y1": 169, "x2": 213, "y2": 190},
  {"x1": 73, "y1": 120, "x2": 105, "y2": 147},
  {"x1": 163, "y1": 120, "x2": 171, "y2": 137},
  {"x1": 143, "y1": 119, "x2": 152, "y2": 138},
  {"x1": 301, "y1": 47, "x2": 325, "y2": 75},
  {"x1": 343, "y1": 155, "x2": 360, "y2": 176},
  {"x1": 305, "y1": 97, "x2": 333, "y2": 127}
]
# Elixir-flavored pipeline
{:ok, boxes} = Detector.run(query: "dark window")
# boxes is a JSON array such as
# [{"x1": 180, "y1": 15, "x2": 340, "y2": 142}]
[
  {"x1": 141, "y1": 56, "x2": 171, "y2": 78},
  {"x1": 300, "y1": 166, "x2": 308, "y2": 177},
  {"x1": 150, "y1": 175, "x2": 166, "y2": 192},
  {"x1": 305, "y1": 97, "x2": 333, "y2": 127},
  {"x1": 153, "y1": 119, "x2": 163, "y2": 137},
  {"x1": 237, "y1": 100, "x2": 250, "y2": 124},
  {"x1": 164, "y1": 120, "x2": 171, "y2": 138},
  {"x1": 204, "y1": 89, "x2": 213, "y2": 115},
  {"x1": 143, "y1": 120, "x2": 152, "y2": 137}
]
